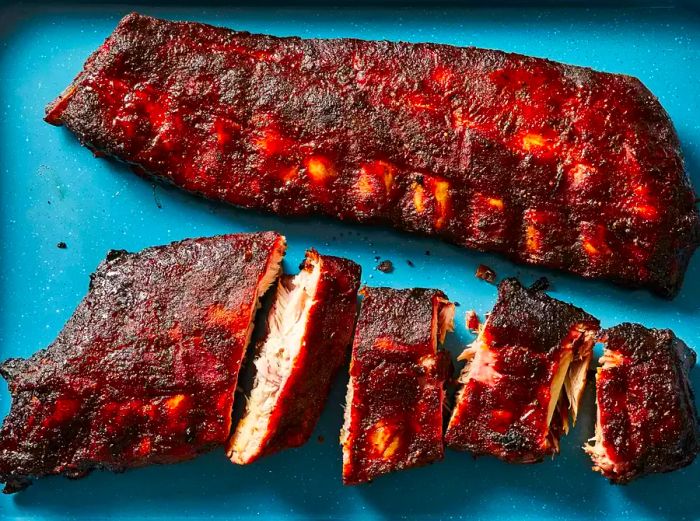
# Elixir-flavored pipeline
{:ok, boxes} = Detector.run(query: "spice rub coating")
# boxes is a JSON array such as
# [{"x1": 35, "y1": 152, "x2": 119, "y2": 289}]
[
  {"x1": 586, "y1": 323, "x2": 700, "y2": 483},
  {"x1": 46, "y1": 13, "x2": 700, "y2": 297},
  {"x1": 446, "y1": 278, "x2": 599, "y2": 463},
  {"x1": 341, "y1": 287, "x2": 454, "y2": 484},
  {"x1": 0, "y1": 232, "x2": 285, "y2": 493}
]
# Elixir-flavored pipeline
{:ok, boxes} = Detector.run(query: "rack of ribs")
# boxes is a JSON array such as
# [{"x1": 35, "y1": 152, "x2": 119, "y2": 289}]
[
  {"x1": 45, "y1": 13, "x2": 700, "y2": 297},
  {"x1": 445, "y1": 278, "x2": 599, "y2": 463},
  {"x1": 341, "y1": 287, "x2": 454, "y2": 484},
  {"x1": 0, "y1": 232, "x2": 286, "y2": 493},
  {"x1": 228, "y1": 250, "x2": 361, "y2": 464},
  {"x1": 585, "y1": 323, "x2": 700, "y2": 483}
]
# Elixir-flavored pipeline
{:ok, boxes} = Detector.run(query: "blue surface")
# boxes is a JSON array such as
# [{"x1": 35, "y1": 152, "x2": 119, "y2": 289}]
[{"x1": 1, "y1": 3, "x2": 700, "y2": 520}]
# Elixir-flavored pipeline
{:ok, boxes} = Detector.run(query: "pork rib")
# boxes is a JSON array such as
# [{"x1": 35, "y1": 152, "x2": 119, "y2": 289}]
[
  {"x1": 341, "y1": 287, "x2": 454, "y2": 484},
  {"x1": 445, "y1": 278, "x2": 599, "y2": 463},
  {"x1": 0, "y1": 232, "x2": 285, "y2": 493},
  {"x1": 585, "y1": 323, "x2": 700, "y2": 483},
  {"x1": 228, "y1": 250, "x2": 361, "y2": 464},
  {"x1": 45, "y1": 13, "x2": 700, "y2": 297}
]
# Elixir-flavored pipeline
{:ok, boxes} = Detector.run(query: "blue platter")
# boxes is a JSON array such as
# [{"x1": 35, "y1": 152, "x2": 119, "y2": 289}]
[{"x1": 1, "y1": 2, "x2": 700, "y2": 519}]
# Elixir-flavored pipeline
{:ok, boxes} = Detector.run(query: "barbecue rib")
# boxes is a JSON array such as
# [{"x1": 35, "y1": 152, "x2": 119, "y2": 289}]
[
  {"x1": 0, "y1": 232, "x2": 285, "y2": 493},
  {"x1": 585, "y1": 323, "x2": 700, "y2": 483},
  {"x1": 45, "y1": 13, "x2": 700, "y2": 297},
  {"x1": 228, "y1": 250, "x2": 361, "y2": 464},
  {"x1": 341, "y1": 287, "x2": 454, "y2": 484},
  {"x1": 445, "y1": 278, "x2": 599, "y2": 463}
]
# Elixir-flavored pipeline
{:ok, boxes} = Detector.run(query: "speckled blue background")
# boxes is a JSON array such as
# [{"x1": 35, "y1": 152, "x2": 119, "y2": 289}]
[{"x1": 1, "y1": 2, "x2": 700, "y2": 519}]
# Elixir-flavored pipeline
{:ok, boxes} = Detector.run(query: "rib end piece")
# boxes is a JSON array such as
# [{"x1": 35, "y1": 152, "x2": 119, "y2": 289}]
[{"x1": 585, "y1": 323, "x2": 700, "y2": 484}]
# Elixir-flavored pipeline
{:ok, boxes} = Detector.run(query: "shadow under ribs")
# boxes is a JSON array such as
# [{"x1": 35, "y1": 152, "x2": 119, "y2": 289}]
[
  {"x1": 445, "y1": 278, "x2": 599, "y2": 463},
  {"x1": 0, "y1": 232, "x2": 285, "y2": 493},
  {"x1": 585, "y1": 323, "x2": 700, "y2": 483},
  {"x1": 44, "y1": 13, "x2": 700, "y2": 297},
  {"x1": 341, "y1": 287, "x2": 455, "y2": 484},
  {"x1": 228, "y1": 250, "x2": 361, "y2": 464}
]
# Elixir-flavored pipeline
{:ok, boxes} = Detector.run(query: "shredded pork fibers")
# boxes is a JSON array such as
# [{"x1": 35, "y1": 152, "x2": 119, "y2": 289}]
[
  {"x1": 228, "y1": 250, "x2": 361, "y2": 464},
  {"x1": 229, "y1": 263, "x2": 320, "y2": 462},
  {"x1": 445, "y1": 278, "x2": 599, "y2": 463}
]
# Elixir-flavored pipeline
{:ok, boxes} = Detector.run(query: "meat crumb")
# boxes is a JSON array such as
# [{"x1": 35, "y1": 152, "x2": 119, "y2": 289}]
[
  {"x1": 377, "y1": 260, "x2": 394, "y2": 273},
  {"x1": 529, "y1": 276, "x2": 551, "y2": 292},
  {"x1": 466, "y1": 310, "x2": 480, "y2": 333},
  {"x1": 317, "y1": 435, "x2": 325, "y2": 443},
  {"x1": 475, "y1": 264, "x2": 496, "y2": 283},
  {"x1": 56, "y1": 242, "x2": 67, "y2": 249}
]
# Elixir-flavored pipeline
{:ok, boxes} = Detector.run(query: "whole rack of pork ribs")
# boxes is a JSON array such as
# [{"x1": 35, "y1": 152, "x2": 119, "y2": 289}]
[{"x1": 45, "y1": 13, "x2": 700, "y2": 297}]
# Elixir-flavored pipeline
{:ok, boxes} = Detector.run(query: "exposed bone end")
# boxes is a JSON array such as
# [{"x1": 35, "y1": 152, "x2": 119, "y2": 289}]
[
  {"x1": 584, "y1": 345, "x2": 624, "y2": 480},
  {"x1": 437, "y1": 298, "x2": 455, "y2": 344},
  {"x1": 413, "y1": 183, "x2": 426, "y2": 213},
  {"x1": 305, "y1": 155, "x2": 336, "y2": 183},
  {"x1": 227, "y1": 247, "x2": 320, "y2": 465},
  {"x1": 564, "y1": 326, "x2": 597, "y2": 425}
]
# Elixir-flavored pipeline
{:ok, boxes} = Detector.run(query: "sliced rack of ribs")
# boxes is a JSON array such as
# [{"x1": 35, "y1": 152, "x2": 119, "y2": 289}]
[
  {"x1": 45, "y1": 13, "x2": 700, "y2": 297},
  {"x1": 0, "y1": 232, "x2": 285, "y2": 493},
  {"x1": 445, "y1": 278, "x2": 599, "y2": 463},
  {"x1": 341, "y1": 287, "x2": 454, "y2": 484},
  {"x1": 585, "y1": 323, "x2": 700, "y2": 483},
  {"x1": 228, "y1": 250, "x2": 361, "y2": 464}
]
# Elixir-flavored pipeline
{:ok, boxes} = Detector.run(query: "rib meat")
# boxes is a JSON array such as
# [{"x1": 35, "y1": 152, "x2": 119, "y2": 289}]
[
  {"x1": 341, "y1": 287, "x2": 454, "y2": 484},
  {"x1": 0, "y1": 232, "x2": 285, "y2": 493},
  {"x1": 228, "y1": 250, "x2": 361, "y2": 464},
  {"x1": 585, "y1": 323, "x2": 700, "y2": 483},
  {"x1": 445, "y1": 278, "x2": 599, "y2": 463},
  {"x1": 45, "y1": 13, "x2": 700, "y2": 297}
]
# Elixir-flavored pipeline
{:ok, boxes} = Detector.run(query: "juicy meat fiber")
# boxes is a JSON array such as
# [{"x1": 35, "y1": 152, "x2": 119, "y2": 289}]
[
  {"x1": 228, "y1": 250, "x2": 361, "y2": 464},
  {"x1": 45, "y1": 13, "x2": 700, "y2": 297},
  {"x1": 445, "y1": 278, "x2": 599, "y2": 463},
  {"x1": 341, "y1": 287, "x2": 454, "y2": 484},
  {"x1": 0, "y1": 232, "x2": 286, "y2": 493},
  {"x1": 586, "y1": 323, "x2": 700, "y2": 483}
]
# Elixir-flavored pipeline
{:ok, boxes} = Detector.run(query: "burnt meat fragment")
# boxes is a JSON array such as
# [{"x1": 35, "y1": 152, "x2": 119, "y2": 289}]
[
  {"x1": 341, "y1": 287, "x2": 455, "y2": 484},
  {"x1": 585, "y1": 323, "x2": 700, "y2": 483},
  {"x1": 0, "y1": 232, "x2": 285, "y2": 493},
  {"x1": 45, "y1": 13, "x2": 700, "y2": 297},
  {"x1": 445, "y1": 278, "x2": 599, "y2": 463},
  {"x1": 228, "y1": 250, "x2": 361, "y2": 464}
]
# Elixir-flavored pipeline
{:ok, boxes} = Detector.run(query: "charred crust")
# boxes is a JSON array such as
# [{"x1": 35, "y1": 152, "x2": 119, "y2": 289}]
[
  {"x1": 45, "y1": 12, "x2": 700, "y2": 298},
  {"x1": 0, "y1": 232, "x2": 284, "y2": 492}
]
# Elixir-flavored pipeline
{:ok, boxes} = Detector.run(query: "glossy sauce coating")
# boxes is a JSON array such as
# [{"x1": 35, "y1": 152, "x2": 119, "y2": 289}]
[
  {"x1": 0, "y1": 232, "x2": 284, "y2": 493},
  {"x1": 445, "y1": 279, "x2": 599, "y2": 463},
  {"x1": 46, "y1": 13, "x2": 700, "y2": 297},
  {"x1": 342, "y1": 287, "x2": 452, "y2": 484},
  {"x1": 594, "y1": 324, "x2": 700, "y2": 483}
]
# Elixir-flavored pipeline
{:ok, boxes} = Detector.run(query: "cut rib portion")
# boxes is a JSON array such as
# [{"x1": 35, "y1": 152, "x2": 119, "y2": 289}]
[
  {"x1": 0, "y1": 232, "x2": 285, "y2": 493},
  {"x1": 228, "y1": 250, "x2": 361, "y2": 464},
  {"x1": 45, "y1": 13, "x2": 700, "y2": 297},
  {"x1": 341, "y1": 287, "x2": 454, "y2": 484},
  {"x1": 585, "y1": 323, "x2": 700, "y2": 483},
  {"x1": 445, "y1": 278, "x2": 599, "y2": 463}
]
